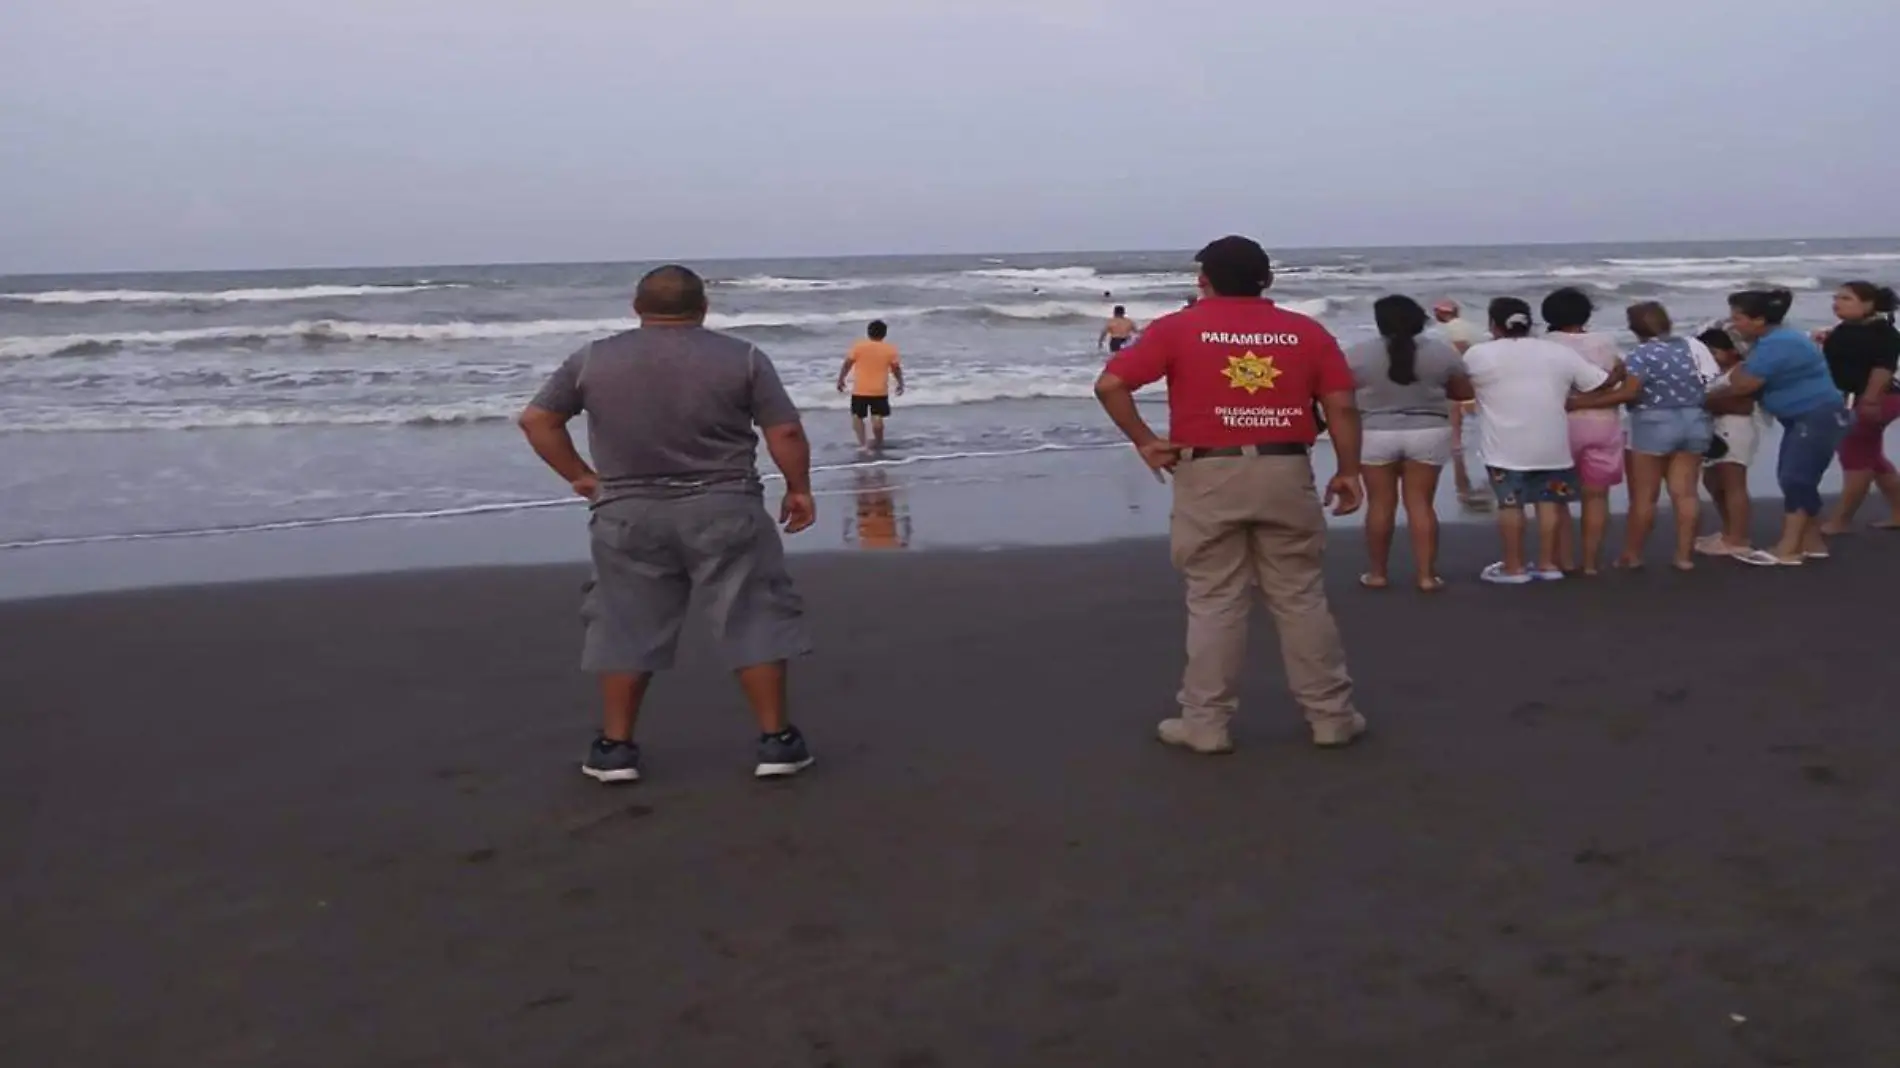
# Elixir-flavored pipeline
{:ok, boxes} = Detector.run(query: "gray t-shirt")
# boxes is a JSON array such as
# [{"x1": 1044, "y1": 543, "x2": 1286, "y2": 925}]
[
  {"x1": 1344, "y1": 336, "x2": 1466, "y2": 431},
  {"x1": 530, "y1": 326, "x2": 800, "y2": 502}
]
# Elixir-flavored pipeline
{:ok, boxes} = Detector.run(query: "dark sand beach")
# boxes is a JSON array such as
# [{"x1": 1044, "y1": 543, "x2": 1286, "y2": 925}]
[{"x1": 4, "y1": 520, "x2": 1899, "y2": 1067}]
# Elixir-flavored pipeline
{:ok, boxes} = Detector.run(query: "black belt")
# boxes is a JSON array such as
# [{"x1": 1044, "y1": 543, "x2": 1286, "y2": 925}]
[{"x1": 1180, "y1": 443, "x2": 1309, "y2": 460}]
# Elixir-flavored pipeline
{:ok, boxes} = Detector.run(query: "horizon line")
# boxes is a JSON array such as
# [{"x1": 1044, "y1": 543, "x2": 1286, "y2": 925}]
[{"x1": 4, "y1": 233, "x2": 1898, "y2": 281}]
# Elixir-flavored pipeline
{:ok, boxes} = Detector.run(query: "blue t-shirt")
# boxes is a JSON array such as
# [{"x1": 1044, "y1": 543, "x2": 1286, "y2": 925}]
[
  {"x1": 1743, "y1": 326, "x2": 1843, "y2": 418},
  {"x1": 1625, "y1": 338, "x2": 1707, "y2": 410}
]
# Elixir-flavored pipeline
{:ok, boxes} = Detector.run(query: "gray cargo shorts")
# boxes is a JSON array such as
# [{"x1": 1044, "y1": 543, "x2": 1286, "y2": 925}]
[{"x1": 580, "y1": 493, "x2": 811, "y2": 673}]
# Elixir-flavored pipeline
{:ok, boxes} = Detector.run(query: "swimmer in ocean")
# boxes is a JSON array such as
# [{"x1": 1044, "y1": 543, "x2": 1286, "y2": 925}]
[{"x1": 1099, "y1": 305, "x2": 1138, "y2": 353}]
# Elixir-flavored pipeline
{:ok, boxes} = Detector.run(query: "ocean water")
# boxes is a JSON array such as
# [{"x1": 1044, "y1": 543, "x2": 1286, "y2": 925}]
[{"x1": 4, "y1": 238, "x2": 1899, "y2": 554}]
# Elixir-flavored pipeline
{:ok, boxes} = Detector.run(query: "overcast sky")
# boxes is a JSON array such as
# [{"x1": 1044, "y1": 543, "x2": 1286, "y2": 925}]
[{"x1": 5, "y1": 0, "x2": 1897, "y2": 273}]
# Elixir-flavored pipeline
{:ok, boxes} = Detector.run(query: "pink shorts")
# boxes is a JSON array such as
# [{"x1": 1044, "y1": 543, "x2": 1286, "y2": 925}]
[
  {"x1": 1838, "y1": 395, "x2": 1900, "y2": 475},
  {"x1": 1568, "y1": 417, "x2": 1626, "y2": 489}
]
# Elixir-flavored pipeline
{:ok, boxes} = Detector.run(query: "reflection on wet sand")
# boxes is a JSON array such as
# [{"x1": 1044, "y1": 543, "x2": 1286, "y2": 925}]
[{"x1": 844, "y1": 467, "x2": 912, "y2": 550}]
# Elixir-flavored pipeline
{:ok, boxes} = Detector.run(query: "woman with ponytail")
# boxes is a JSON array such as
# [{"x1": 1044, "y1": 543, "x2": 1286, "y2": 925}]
[
  {"x1": 1344, "y1": 295, "x2": 1473, "y2": 590},
  {"x1": 1818, "y1": 281, "x2": 1900, "y2": 532},
  {"x1": 1711, "y1": 288, "x2": 1850, "y2": 566}
]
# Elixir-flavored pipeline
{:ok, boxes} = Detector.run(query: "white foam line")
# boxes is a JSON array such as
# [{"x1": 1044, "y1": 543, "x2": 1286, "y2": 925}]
[
  {"x1": 0, "y1": 497, "x2": 583, "y2": 551},
  {"x1": 0, "y1": 443, "x2": 1128, "y2": 552},
  {"x1": 808, "y1": 442, "x2": 1120, "y2": 475}
]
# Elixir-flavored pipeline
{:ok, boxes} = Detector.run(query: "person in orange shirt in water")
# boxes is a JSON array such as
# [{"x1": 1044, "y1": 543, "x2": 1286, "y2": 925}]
[{"x1": 836, "y1": 320, "x2": 905, "y2": 450}]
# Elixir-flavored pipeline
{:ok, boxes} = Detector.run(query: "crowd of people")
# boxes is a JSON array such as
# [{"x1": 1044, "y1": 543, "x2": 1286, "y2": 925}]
[
  {"x1": 515, "y1": 246, "x2": 1897, "y2": 785},
  {"x1": 1344, "y1": 283, "x2": 1899, "y2": 585}
]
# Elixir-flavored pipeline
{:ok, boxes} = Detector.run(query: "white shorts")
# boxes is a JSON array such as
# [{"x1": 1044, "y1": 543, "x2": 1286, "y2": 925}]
[
  {"x1": 1363, "y1": 426, "x2": 1454, "y2": 467},
  {"x1": 1707, "y1": 414, "x2": 1759, "y2": 467}
]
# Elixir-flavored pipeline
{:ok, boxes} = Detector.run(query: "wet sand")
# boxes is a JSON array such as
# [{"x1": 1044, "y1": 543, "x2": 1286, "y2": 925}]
[{"x1": 3, "y1": 523, "x2": 1899, "y2": 1066}]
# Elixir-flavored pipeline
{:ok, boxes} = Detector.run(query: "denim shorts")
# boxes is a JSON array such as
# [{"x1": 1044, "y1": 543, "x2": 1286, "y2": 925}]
[
  {"x1": 1628, "y1": 406, "x2": 1714, "y2": 456},
  {"x1": 1487, "y1": 466, "x2": 1581, "y2": 507}
]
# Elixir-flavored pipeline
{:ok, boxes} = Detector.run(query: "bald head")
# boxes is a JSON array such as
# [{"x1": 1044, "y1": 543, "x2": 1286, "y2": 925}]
[{"x1": 634, "y1": 265, "x2": 708, "y2": 322}]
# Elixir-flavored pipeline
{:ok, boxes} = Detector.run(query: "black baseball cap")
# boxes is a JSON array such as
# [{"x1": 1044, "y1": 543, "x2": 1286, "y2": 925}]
[{"x1": 1194, "y1": 235, "x2": 1274, "y2": 290}]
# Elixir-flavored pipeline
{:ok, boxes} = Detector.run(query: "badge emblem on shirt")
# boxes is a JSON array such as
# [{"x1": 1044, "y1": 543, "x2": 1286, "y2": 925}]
[{"x1": 1221, "y1": 352, "x2": 1281, "y2": 394}]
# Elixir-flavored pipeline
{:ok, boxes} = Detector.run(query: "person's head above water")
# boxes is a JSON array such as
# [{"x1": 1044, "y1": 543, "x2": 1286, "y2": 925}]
[
  {"x1": 633, "y1": 265, "x2": 708, "y2": 324},
  {"x1": 1726, "y1": 288, "x2": 1794, "y2": 340},
  {"x1": 1488, "y1": 297, "x2": 1535, "y2": 339},
  {"x1": 1432, "y1": 299, "x2": 1460, "y2": 324},
  {"x1": 1541, "y1": 287, "x2": 1595, "y2": 333},
  {"x1": 1195, "y1": 235, "x2": 1274, "y2": 298},
  {"x1": 1113, "y1": 305, "x2": 1126, "y2": 318},
  {"x1": 867, "y1": 320, "x2": 889, "y2": 341}
]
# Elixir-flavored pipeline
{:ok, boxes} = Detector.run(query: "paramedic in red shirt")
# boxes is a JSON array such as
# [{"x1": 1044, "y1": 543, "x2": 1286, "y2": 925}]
[{"x1": 1094, "y1": 235, "x2": 1367, "y2": 755}]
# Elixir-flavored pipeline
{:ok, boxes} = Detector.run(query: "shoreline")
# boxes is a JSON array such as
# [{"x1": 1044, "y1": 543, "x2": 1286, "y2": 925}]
[{"x1": 5, "y1": 416, "x2": 1889, "y2": 601}]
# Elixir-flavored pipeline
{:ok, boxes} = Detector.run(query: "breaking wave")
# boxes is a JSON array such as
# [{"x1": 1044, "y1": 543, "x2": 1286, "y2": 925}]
[
  {"x1": 0, "y1": 298, "x2": 1337, "y2": 360},
  {"x1": 0, "y1": 283, "x2": 466, "y2": 305}
]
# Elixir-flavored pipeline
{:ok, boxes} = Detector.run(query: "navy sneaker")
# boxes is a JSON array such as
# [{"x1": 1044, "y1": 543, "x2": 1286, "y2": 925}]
[
  {"x1": 582, "y1": 737, "x2": 642, "y2": 784},
  {"x1": 755, "y1": 726, "x2": 815, "y2": 779}
]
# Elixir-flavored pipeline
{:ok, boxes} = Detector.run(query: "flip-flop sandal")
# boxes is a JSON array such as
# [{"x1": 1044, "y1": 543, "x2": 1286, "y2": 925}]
[
  {"x1": 1695, "y1": 536, "x2": 1739, "y2": 557},
  {"x1": 1612, "y1": 559, "x2": 1647, "y2": 572},
  {"x1": 1533, "y1": 569, "x2": 1566, "y2": 582},
  {"x1": 1418, "y1": 576, "x2": 1447, "y2": 593},
  {"x1": 1358, "y1": 574, "x2": 1390, "y2": 590},
  {"x1": 1735, "y1": 549, "x2": 1803, "y2": 568},
  {"x1": 1803, "y1": 550, "x2": 1831, "y2": 561},
  {"x1": 1481, "y1": 563, "x2": 1533, "y2": 586}
]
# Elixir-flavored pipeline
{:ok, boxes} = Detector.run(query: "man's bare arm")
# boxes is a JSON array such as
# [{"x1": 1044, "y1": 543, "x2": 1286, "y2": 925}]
[
  {"x1": 1093, "y1": 371, "x2": 1177, "y2": 474},
  {"x1": 762, "y1": 420, "x2": 816, "y2": 533},
  {"x1": 1094, "y1": 372, "x2": 1160, "y2": 447},
  {"x1": 517, "y1": 405, "x2": 597, "y2": 497},
  {"x1": 1316, "y1": 389, "x2": 1364, "y2": 516},
  {"x1": 762, "y1": 421, "x2": 811, "y2": 494},
  {"x1": 835, "y1": 357, "x2": 855, "y2": 393}
]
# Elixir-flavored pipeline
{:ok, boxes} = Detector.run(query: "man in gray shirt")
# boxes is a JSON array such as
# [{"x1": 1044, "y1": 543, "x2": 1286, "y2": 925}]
[{"x1": 519, "y1": 265, "x2": 818, "y2": 783}]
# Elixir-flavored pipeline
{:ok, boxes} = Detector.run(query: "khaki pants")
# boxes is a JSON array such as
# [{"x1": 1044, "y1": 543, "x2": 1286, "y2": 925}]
[{"x1": 1169, "y1": 454, "x2": 1358, "y2": 732}]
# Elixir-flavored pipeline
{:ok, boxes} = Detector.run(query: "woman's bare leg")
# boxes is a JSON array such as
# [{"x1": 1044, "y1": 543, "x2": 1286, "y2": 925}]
[
  {"x1": 1665, "y1": 451, "x2": 1703, "y2": 570},
  {"x1": 1535, "y1": 502, "x2": 1565, "y2": 574},
  {"x1": 1580, "y1": 487, "x2": 1612, "y2": 575},
  {"x1": 1720, "y1": 465, "x2": 1752, "y2": 549},
  {"x1": 1824, "y1": 470, "x2": 1874, "y2": 534},
  {"x1": 1361, "y1": 463, "x2": 1400, "y2": 587},
  {"x1": 1620, "y1": 454, "x2": 1663, "y2": 568},
  {"x1": 1400, "y1": 461, "x2": 1445, "y2": 588}
]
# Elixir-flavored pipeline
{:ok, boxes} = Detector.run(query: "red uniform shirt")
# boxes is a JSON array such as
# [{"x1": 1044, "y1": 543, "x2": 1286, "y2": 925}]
[{"x1": 1103, "y1": 296, "x2": 1353, "y2": 447}]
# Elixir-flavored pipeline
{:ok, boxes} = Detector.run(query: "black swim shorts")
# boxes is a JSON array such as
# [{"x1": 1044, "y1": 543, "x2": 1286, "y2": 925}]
[{"x1": 851, "y1": 395, "x2": 892, "y2": 418}]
